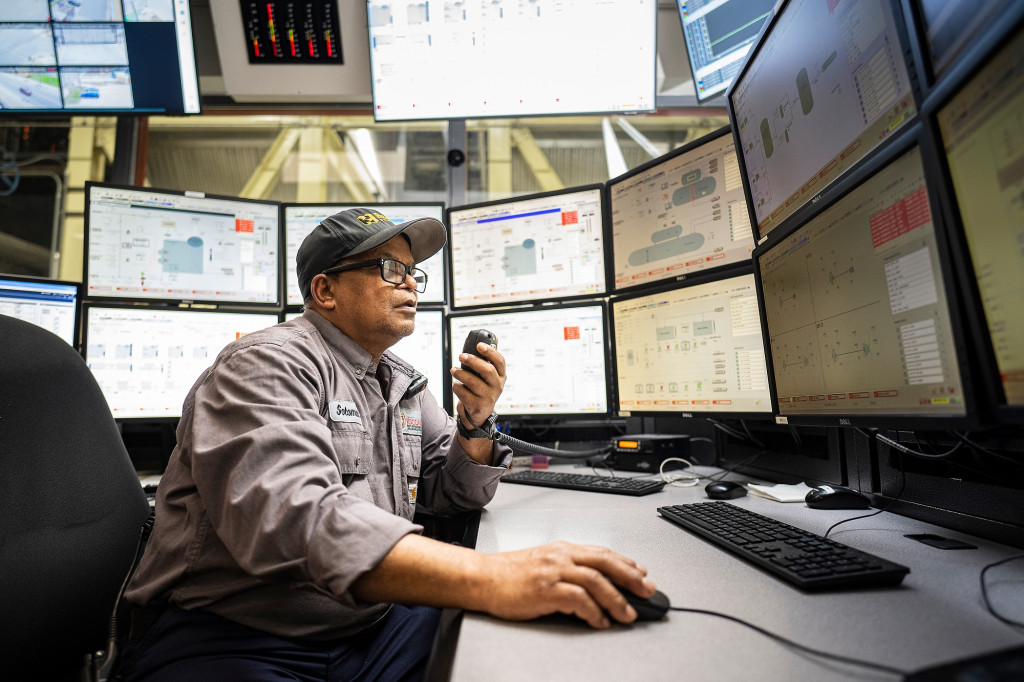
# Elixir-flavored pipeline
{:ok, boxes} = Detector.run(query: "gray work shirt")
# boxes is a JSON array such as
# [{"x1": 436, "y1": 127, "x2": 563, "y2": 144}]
[{"x1": 125, "y1": 309, "x2": 510, "y2": 640}]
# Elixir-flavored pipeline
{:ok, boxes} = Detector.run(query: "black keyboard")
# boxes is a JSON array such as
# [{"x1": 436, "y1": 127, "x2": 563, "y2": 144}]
[
  {"x1": 502, "y1": 470, "x2": 665, "y2": 496},
  {"x1": 658, "y1": 502, "x2": 910, "y2": 591}
]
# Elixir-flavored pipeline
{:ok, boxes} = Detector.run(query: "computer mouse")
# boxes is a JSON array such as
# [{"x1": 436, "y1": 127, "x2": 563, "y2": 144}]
[
  {"x1": 616, "y1": 585, "x2": 670, "y2": 621},
  {"x1": 805, "y1": 484, "x2": 872, "y2": 510},
  {"x1": 705, "y1": 480, "x2": 747, "y2": 500}
]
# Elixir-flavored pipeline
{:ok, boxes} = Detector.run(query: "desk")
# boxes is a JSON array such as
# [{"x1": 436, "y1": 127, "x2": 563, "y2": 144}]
[{"x1": 448, "y1": 465, "x2": 1024, "y2": 681}]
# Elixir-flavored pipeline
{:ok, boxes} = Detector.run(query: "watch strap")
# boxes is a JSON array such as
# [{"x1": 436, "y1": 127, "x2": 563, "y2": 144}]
[{"x1": 457, "y1": 411, "x2": 497, "y2": 440}]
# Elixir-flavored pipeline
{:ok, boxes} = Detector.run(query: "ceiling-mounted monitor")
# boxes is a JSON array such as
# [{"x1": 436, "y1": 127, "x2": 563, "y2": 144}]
[
  {"x1": 0, "y1": 0, "x2": 200, "y2": 114},
  {"x1": 366, "y1": 0, "x2": 657, "y2": 121},
  {"x1": 677, "y1": 0, "x2": 774, "y2": 102},
  {"x1": 728, "y1": 0, "x2": 917, "y2": 242}
]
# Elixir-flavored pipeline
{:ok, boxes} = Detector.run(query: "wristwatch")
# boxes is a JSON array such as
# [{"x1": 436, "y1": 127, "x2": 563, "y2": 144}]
[{"x1": 457, "y1": 411, "x2": 498, "y2": 440}]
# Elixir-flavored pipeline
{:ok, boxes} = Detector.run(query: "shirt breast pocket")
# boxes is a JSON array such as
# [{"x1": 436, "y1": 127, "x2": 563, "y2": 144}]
[
  {"x1": 401, "y1": 435, "x2": 422, "y2": 478},
  {"x1": 330, "y1": 427, "x2": 372, "y2": 476}
]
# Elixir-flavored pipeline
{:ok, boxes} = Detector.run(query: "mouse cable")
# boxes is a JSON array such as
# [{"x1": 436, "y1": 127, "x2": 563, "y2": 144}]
[
  {"x1": 980, "y1": 554, "x2": 1024, "y2": 629},
  {"x1": 824, "y1": 435, "x2": 908, "y2": 539},
  {"x1": 667, "y1": 606, "x2": 907, "y2": 677}
]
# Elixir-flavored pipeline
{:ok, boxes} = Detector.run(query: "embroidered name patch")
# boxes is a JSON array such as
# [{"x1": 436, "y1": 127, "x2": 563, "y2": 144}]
[
  {"x1": 400, "y1": 409, "x2": 423, "y2": 436},
  {"x1": 329, "y1": 400, "x2": 362, "y2": 425}
]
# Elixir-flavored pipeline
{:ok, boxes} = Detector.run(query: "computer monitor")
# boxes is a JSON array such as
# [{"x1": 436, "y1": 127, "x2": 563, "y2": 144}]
[
  {"x1": 607, "y1": 126, "x2": 755, "y2": 293},
  {"x1": 84, "y1": 183, "x2": 281, "y2": 306},
  {"x1": 728, "y1": 0, "x2": 918, "y2": 242},
  {"x1": 0, "y1": 0, "x2": 200, "y2": 114},
  {"x1": 447, "y1": 185, "x2": 606, "y2": 309},
  {"x1": 0, "y1": 274, "x2": 79, "y2": 347},
  {"x1": 283, "y1": 203, "x2": 446, "y2": 307},
  {"x1": 909, "y1": 0, "x2": 1012, "y2": 81},
  {"x1": 390, "y1": 309, "x2": 446, "y2": 407},
  {"x1": 755, "y1": 138, "x2": 971, "y2": 427},
  {"x1": 935, "y1": 21, "x2": 1024, "y2": 420},
  {"x1": 366, "y1": 0, "x2": 656, "y2": 121},
  {"x1": 611, "y1": 269, "x2": 772, "y2": 418},
  {"x1": 677, "y1": 0, "x2": 775, "y2": 102},
  {"x1": 83, "y1": 304, "x2": 279, "y2": 420},
  {"x1": 448, "y1": 303, "x2": 610, "y2": 418}
]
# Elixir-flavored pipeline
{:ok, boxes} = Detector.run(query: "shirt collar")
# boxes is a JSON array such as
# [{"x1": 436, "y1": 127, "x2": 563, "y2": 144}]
[{"x1": 302, "y1": 308, "x2": 377, "y2": 379}]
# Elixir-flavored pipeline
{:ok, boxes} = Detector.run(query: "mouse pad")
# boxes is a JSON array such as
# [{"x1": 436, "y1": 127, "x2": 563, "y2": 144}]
[{"x1": 905, "y1": 533, "x2": 978, "y2": 550}]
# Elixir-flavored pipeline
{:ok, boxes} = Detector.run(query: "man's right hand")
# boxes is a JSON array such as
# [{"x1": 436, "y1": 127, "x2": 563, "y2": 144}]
[
  {"x1": 472, "y1": 541, "x2": 657, "y2": 629},
  {"x1": 350, "y1": 535, "x2": 656, "y2": 629}
]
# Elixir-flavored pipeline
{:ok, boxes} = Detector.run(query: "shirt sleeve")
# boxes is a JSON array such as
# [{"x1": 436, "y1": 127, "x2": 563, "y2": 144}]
[
  {"x1": 187, "y1": 340, "x2": 419, "y2": 599},
  {"x1": 413, "y1": 386, "x2": 512, "y2": 514}
]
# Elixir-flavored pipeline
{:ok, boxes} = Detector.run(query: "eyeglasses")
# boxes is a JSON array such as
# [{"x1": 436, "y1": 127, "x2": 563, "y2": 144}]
[{"x1": 322, "y1": 258, "x2": 428, "y2": 293}]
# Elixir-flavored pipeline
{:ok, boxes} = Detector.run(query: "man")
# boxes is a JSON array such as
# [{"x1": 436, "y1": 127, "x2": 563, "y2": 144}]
[{"x1": 119, "y1": 208, "x2": 656, "y2": 681}]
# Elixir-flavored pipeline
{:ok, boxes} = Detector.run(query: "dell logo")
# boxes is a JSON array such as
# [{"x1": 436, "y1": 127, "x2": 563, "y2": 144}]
[{"x1": 839, "y1": 418, "x2": 852, "y2": 426}]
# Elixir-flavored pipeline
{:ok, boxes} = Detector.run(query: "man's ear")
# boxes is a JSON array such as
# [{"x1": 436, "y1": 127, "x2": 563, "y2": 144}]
[{"x1": 309, "y1": 274, "x2": 338, "y2": 310}]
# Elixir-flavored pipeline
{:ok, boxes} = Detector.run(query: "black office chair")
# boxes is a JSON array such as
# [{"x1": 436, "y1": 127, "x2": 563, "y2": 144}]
[{"x1": 0, "y1": 315, "x2": 153, "y2": 681}]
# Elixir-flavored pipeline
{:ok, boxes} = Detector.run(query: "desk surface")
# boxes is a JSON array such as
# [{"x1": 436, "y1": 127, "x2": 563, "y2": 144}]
[{"x1": 448, "y1": 465, "x2": 1024, "y2": 681}]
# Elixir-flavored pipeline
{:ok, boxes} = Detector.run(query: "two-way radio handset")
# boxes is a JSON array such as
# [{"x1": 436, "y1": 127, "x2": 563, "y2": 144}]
[
  {"x1": 461, "y1": 329, "x2": 498, "y2": 378},
  {"x1": 456, "y1": 329, "x2": 610, "y2": 460}
]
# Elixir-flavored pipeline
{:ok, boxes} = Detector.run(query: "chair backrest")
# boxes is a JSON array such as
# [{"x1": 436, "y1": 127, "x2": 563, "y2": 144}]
[{"x1": 0, "y1": 315, "x2": 152, "y2": 680}]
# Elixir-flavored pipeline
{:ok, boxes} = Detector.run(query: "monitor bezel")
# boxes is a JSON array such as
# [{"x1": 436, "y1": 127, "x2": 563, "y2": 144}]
[
  {"x1": 83, "y1": 181, "x2": 283, "y2": 309},
  {"x1": 726, "y1": 0, "x2": 923, "y2": 250},
  {"x1": 445, "y1": 299, "x2": 613, "y2": 420},
  {"x1": 0, "y1": 5, "x2": 202, "y2": 116},
  {"x1": 900, "y1": 0, "x2": 1021, "y2": 95},
  {"x1": 921, "y1": 9, "x2": 1024, "y2": 425},
  {"x1": 446, "y1": 184, "x2": 608, "y2": 311},
  {"x1": 0, "y1": 272, "x2": 82, "y2": 350},
  {"x1": 603, "y1": 124, "x2": 756, "y2": 296},
  {"x1": 80, "y1": 301, "x2": 281, "y2": 423},
  {"x1": 750, "y1": 123, "x2": 982, "y2": 430},
  {"x1": 607, "y1": 264, "x2": 776, "y2": 421},
  {"x1": 365, "y1": 1, "x2": 657, "y2": 123},
  {"x1": 280, "y1": 201, "x2": 449, "y2": 309}
]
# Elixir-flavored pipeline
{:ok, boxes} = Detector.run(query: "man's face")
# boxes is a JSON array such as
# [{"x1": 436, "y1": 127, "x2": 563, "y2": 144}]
[{"x1": 327, "y1": 235, "x2": 418, "y2": 356}]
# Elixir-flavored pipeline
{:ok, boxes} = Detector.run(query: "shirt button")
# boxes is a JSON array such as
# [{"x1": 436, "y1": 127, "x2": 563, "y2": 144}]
[
  {"x1": 356, "y1": 369, "x2": 363, "y2": 376},
  {"x1": 355, "y1": 457, "x2": 360, "y2": 465}
]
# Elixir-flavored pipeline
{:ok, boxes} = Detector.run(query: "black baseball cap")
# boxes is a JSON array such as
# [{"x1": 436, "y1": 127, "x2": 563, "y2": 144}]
[{"x1": 296, "y1": 207, "x2": 447, "y2": 301}]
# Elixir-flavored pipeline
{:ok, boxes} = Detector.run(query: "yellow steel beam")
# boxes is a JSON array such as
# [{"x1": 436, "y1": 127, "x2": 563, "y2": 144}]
[
  {"x1": 239, "y1": 127, "x2": 301, "y2": 199},
  {"x1": 510, "y1": 127, "x2": 563, "y2": 192},
  {"x1": 487, "y1": 124, "x2": 512, "y2": 198},
  {"x1": 296, "y1": 125, "x2": 328, "y2": 203},
  {"x1": 323, "y1": 130, "x2": 376, "y2": 203}
]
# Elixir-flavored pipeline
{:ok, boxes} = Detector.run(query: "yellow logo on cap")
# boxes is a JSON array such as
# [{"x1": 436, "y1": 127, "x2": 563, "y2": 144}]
[{"x1": 356, "y1": 212, "x2": 391, "y2": 226}]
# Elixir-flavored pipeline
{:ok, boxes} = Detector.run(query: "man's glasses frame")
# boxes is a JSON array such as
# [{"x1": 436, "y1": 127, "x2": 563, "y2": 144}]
[{"x1": 322, "y1": 258, "x2": 428, "y2": 293}]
